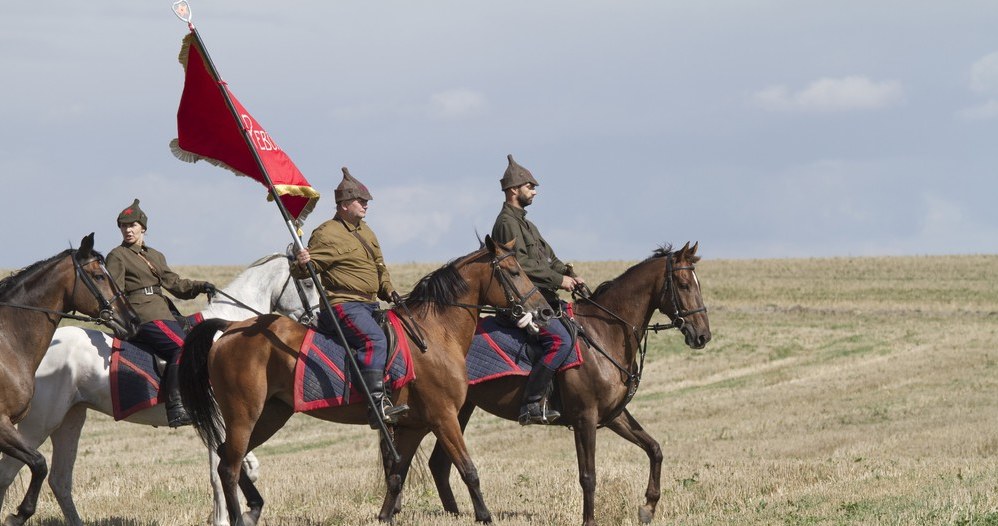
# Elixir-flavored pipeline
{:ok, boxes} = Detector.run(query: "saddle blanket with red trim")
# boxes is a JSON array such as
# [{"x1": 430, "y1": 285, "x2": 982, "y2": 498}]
[
  {"x1": 109, "y1": 313, "x2": 203, "y2": 421},
  {"x1": 293, "y1": 311, "x2": 415, "y2": 412},
  {"x1": 466, "y1": 307, "x2": 583, "y2": 385}
]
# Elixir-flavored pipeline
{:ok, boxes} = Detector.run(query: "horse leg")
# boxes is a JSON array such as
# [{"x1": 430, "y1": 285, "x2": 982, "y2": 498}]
[
  {"x1": 216, "y1": 436, "x2": 253, "y2": 526},
  {"x1": 46, "y1": 405, "x2": 89, "y2": 526},
  {"x1": 429, "y1": 415, "x2": 492, "y2": 523},
  {"x1": 377, "y1": 428, "x2": 404, "y2": 516},
  {"x1": 234, "y1": 400, "x2": 292, "y2": 526},
  {"x1": 209, "y1": 450, "x2": 262, "y2": 526},
  {"x1": 428, "y1": 402, "x2": 475, "y2": 515},
  {"x1": 208, "y1": 448, "x2": 231, "y2": 526},
  {"x1": 378, "y1": 426, "x2": 428, "y2": 522},
  {"x1": 573, "y1": 416, "x2": 599, "y2": 526},
  {"x1": 603, "y1": 410, "x2": 662, "y2": 524},
  {"x1": 0, "y1": 418, "x2": 47, "y2": 526}
]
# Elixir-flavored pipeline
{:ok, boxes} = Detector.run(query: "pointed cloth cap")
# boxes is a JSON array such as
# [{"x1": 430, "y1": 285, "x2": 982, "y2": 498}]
[
  {"x1": 499, "y1": 154, "x2": 540, "y2": 190},
  {"x1": 334, "y1": 167, "x2": 374, "y2": 203},
  {"x1": 117, "y1": 198, "x2": 148, "y2": 230}
]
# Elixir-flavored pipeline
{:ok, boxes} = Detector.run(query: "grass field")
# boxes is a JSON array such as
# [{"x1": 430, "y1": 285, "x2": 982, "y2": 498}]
[{"x1": 3, "y1": 252, "x2": 998, "y2": 525}]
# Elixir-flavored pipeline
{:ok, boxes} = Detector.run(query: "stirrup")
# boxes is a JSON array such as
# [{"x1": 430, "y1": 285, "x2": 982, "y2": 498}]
[
  {"x1": 381, "y1": 399, "x2": 409, "y2": 423},
  {"x1": 167, "y1": 406, "x2": 192, "y2": 428},
  {"x1": 518, "y1": 402, "x2": 560, "y2": 426}
]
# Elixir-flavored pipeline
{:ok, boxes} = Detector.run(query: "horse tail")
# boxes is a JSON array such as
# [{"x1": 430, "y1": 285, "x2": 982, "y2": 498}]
[{"x1": 179, "y1": 317, "x2": 231, "y2": 451}]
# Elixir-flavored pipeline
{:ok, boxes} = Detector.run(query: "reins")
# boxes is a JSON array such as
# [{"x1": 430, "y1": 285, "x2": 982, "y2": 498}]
[
  {"x1": 411, "y1": 251, "x2": 541, "y2": 318},
  {"x1": 209, "y1": 288, "x2": 265, "y2": 317},
  {"x1": 569, "y1": 252, "x2": 705, "y2": 426},
  {"x1": 0, "y1": 253, "x2": 123, "y2": 327},
  {"x1": 0, "y1": 302, "x2": 116, "y2": 325},
  {"x1": 396, "y1": 250, "x2": 542, "y2": 350}
]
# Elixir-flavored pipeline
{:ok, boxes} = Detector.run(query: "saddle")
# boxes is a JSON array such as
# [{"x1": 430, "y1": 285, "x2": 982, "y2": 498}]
[
  {"x1": 293, "y1": 310, "x2": 416, "y2": 412},
  {"x1": 109, "y1": 313, "x2": 203, "y2": 421},
  {"x1": 466, "y1": 305, "x2": 584, "y2": 385}
]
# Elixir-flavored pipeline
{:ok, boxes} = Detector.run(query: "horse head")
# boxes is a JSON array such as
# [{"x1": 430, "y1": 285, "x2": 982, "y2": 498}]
[
  {"x1": 481, "y1": 236, "x2": 553, "y2": 326},
  {"x1": 275, "y1": 252, "x2": 320, "y2": 324},
  {"x1": 71, "y1": 233, "x2": 140, "y2": 340},
  {"x1": 660, "y1": 241, "x2": 710, "y2": 349}
]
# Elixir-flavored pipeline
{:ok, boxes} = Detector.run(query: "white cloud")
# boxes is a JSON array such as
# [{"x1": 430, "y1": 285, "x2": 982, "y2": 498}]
[
  {"x1": 428, "y1": 88, "x2": 488, "y2": 119},
  {"x1": 371, "y1": 182, "x2": 493, "y2": 250},
  {"x1": 753, "y1": 76, "x2": 904, "y2": 112},
  {"x1": 970, "y1": 51, "x2": 998, "y2": 93},
  {"x1": 959, "y1": 52, "x2": 998, "y2": 121}
]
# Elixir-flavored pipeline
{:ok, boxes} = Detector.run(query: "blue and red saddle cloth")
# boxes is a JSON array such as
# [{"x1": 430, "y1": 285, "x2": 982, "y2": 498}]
[{"x1": 110, "y1": 307, "x2": 584, "y2": 420}]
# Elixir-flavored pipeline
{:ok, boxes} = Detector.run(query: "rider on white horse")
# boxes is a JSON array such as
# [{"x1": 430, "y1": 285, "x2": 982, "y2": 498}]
[{"x1": 105, "y1": 199, "x2": 216, "y2": 427}]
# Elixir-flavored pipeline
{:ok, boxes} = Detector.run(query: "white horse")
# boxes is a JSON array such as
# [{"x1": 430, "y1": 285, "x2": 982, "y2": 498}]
[{"x1": 0, "y1": 253, "x2": 319, "y2": 526}]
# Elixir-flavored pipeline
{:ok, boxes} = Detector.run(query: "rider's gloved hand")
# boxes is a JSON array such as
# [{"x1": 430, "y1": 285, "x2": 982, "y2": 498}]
[
  {"x1": 203, "y1": 282, "x2": 217, "y2": 298},
  {"x1": 390, "y1": 290, "x2": 403, "y2": 305}
]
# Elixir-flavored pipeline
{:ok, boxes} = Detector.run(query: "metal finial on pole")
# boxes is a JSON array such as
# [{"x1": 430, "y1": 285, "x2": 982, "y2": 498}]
[{"x1": 172, "y1": 1, "x2": 193, "y2": 25}]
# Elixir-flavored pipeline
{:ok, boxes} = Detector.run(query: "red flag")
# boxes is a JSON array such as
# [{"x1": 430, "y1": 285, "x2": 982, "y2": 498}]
[{"x1": 170, "y1": 32, "x2": 319, "y2": 223}]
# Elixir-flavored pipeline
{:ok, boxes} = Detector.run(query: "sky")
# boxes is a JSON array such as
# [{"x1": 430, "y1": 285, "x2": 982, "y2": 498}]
[{"x1": 2, "y1": 1, "x2": 996, "y2": 268}]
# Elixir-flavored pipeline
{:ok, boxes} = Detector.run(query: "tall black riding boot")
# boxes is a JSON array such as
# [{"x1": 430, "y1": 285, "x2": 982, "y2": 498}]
[
  {"x1": 163, "y1": 363, "x2": 192, "y2": 428},
  {"x1": 360, "y1": 370, "x2": 408, "y2": 429},
  {"x1": 519, "y1": 366, "x2": 561, "y2": 425}
]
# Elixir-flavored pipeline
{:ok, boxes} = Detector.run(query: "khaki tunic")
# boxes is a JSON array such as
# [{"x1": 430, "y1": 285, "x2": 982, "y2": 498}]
[
  {"x1": 491, "y1": 202, "x2": 569, "y2": 302},
  {"x1": 290, "y1": 218, "x2": 395, "y2": 305},
  {"x1": 106, "y1": 243, "x2": 208, "y2": 324}
]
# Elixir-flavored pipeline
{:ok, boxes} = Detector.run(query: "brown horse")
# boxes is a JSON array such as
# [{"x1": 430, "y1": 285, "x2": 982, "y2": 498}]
[
  {"x1": 178, "y1": 236, "x2": 553, "y2": 525},
  {"x1": 426, "y1": 242, "x2": 711, "y2": 526},
  {"x1": 0, "y1": 233, "x2": 140, "y2": 526}
]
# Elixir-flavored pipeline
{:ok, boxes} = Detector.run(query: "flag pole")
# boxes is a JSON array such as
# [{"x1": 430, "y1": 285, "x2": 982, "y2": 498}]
[{"x1": 172, "y1": 2, "x2": 400, "y2": 462}]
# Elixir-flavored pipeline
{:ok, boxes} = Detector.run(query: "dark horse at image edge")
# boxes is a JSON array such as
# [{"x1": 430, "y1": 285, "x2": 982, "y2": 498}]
[{"x1": 0, "y1": 233, "x2": 140, "y2": 526}]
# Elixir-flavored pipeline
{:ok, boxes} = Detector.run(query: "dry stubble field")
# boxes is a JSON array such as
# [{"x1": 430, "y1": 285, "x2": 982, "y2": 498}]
[{"x1": 3, "y1": 251, "x2": 998, "y2": 525}]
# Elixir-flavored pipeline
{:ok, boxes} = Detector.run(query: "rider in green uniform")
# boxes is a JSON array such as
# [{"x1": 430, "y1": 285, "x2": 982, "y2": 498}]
[{"x1": 491, "y1": 155, "x2": 586, "y2": 425}]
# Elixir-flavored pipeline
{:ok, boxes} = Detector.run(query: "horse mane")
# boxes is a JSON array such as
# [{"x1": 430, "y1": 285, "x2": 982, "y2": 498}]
[
  {"x1": 247, "y1": 253, "x2": 284, "y2": 268},
  {"x1": 0, "y1": 249, "x2": 76, "y2": 299},
  {"x1": 590, "y1": 243, "x2": 698, "y2": 298},
  {"x1": 403, "y1": 250, "x2": 479, "y2": 314}
]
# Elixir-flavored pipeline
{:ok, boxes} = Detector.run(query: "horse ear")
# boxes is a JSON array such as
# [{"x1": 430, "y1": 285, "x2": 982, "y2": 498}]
[
  {"x1": 690, "y1": 241, "x2": 699, "y2": 255},
  {"x1": 680, "y1": 241, "x2": 690, "y2": 255},
  {"x1": 485, "y1": 235, "x2": 497, "y2": 254},
  {"x1": 79, "y1": 233, "x2": 95, "y2": 258}
]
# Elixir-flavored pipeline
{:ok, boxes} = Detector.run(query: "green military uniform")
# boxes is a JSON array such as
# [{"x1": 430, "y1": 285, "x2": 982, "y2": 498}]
[
  {"x1": 492, "y1": 154, "x2": 572, "y2": 425},
  {"x1": 108, "y1": 197, "x2": 212, "y2": 428},
  {"x1": 289, "y1": 217, "x2": 395, "y2": 304},
  {"x1": 106, "y1": 243, "x2": 210, "y2": 324},
  {"x1": 492, "y1": 202, "x2": 570, "y2": 303}
]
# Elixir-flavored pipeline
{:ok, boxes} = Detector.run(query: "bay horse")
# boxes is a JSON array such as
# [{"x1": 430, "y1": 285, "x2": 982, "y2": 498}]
[
  {"x1": 0, "y1": 253, "x2": 320, "y2": 526},
  {"x1": 426, "y1": 242, "x2": 711, "y2": 526},
  {"x1": 179, "y1": 236, "x2": 553, "y2": 526},
  {"x1": 0, "y1": 233, "x2": 140, "y2": 526}
]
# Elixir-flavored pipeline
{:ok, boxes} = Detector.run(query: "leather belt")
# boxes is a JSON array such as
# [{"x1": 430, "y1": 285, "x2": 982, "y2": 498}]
[{"x1": 127, "y1": 285, "x2": 162, "y2": 296}]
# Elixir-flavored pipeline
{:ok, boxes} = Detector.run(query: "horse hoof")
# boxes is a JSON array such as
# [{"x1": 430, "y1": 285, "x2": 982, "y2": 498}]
[
  {"x1": 3, "y1": 514, "x2": 25, "y2": 526},
  {"x1": 239, "y1": 512, "x2": 258, "y2": 526},
  {"x1": 638, "y1": 504, "x2": 655, "y2": 524}
]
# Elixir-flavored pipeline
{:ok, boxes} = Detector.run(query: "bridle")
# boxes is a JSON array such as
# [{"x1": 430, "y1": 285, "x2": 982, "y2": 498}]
[
  {"x1": 72, "y1": 252, "x2": 125, "y2": 325},
  {"x1": 571, "y1": 252, "x2": 707, "y2": 426},
  {"x1": 655, "y1": 254, "x2": 707, "y2": 331},
  {"x1": 391, "y1": 248, "x2": 546, "y2": 354},
  {"x1": 574, "y1": 252, "x2": 706, "y2": 340},
  {"x1": 419, "y1": 249, "x2": 544, "y2": 318},
  {"x1": 489, "y1": 251, "x2": 544, "y2": 319},
  {"x1": 0, "y1": 250, "x2": 126, "y2": 326},
  {"x1": 204, "y1": 255, "x2": 320, "y2": 325}
]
